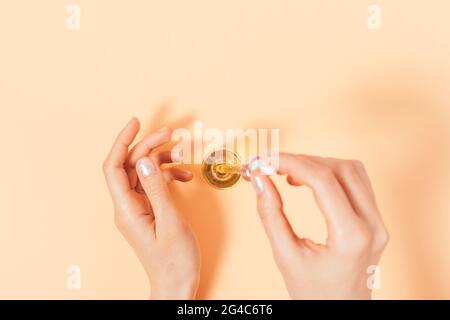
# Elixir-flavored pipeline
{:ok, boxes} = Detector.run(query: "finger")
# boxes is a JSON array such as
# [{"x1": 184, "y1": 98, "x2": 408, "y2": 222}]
[
  {"x1": 125, "y1": 127, "x2": 173, "y2": 189},
  {"x1": 162, "y1": 167, "x2": 194, "y2": 183},
  {"x1": 152, "y1": 149, "x2": 182, "y2": 166},
  {"x1": 134, "y1": 150, "x2": 188, "y2": 191},
  {"x1": 103, "y1": 117, "x2": 140, "y2": 200},
  {"x1": 302, "y1": 156, "x2": 387, "y2": 242},
  {"x1": 277, "y1": 153, "x2": 359, "y2": 241},
  {"x1": 127, "y1": 149, "x2": 181, "y2": 189},
  {"x1": 126, "y1": 166, "x2": 138, "y2": 189},
  {"x1": 127, "y1": 127, "x2": 172, "y2": 167},
  {"x1": 135, "y1": 168, "x2": 192, "y2": 192},
  {"x1": 353, "y1": 162, "x2": 377, "y2": 201},
  {"x1": 287, "y1": 174, "x2": 302, "y2": 186},
  {"x1": 136, "y1": 157, "x2": 179, "y2": 225},
  {"x1": 250, "y1": 172, "x2": 297, "y2": 252}
]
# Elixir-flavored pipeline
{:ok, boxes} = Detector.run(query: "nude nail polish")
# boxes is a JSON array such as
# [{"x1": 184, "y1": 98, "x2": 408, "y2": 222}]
[{"x1": 138, "y1": 158, "x2": 155, "y2": 177}]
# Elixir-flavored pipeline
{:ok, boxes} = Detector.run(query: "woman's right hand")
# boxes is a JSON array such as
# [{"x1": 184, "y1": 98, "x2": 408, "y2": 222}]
[{"x1": 249, "y1": 153, "x2": 389, "y2": 299}]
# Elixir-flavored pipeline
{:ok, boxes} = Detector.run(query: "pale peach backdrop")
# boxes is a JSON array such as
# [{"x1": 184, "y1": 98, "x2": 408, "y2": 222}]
[{"x1": 1, "y1": 1, "x2": 450, "y2": 299}]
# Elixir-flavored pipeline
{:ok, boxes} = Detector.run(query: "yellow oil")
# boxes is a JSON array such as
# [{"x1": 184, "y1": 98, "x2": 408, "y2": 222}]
[
  {"x1": 213, "y1": 163, "x2": 242, "y2": 175},
  {"x1": 202, "y1": 149, "x2": 242, "y2": 189}
]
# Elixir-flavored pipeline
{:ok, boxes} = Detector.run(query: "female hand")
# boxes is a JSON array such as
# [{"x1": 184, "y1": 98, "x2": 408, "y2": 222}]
[
  {"x1": 250, "y1": 153, "x2": 389, "y2": 299},
  {"x1": 103, "y1": 118, "x2": 200, "y2": 299}
]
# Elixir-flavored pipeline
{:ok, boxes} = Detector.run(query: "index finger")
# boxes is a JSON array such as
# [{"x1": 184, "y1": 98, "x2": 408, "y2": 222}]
[
  {"x1": 103, "y1": 117, "x2": 140, "y2": 200},
  {"x1": 126, "y1": 126, "x2": 173, "y2": 167},
  {"x1": 277, "y1": 153, "x2": 360, "y2": 240}
]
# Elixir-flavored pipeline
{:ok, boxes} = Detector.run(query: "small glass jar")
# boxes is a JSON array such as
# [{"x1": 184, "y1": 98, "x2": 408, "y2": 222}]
[{"x1": 201, "y1": 148, "x2": 242, "y2": 189}]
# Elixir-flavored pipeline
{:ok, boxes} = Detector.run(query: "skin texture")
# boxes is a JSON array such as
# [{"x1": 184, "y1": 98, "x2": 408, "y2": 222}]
[
  {"x1": 103, "y1": 118, "x2": 388, "y2": 299},
  {"x1": 249, "y1": 153, "x2": 389, "y2": 299},
  {"x1": 103, "y1": 118, "x2": 199, "y2": 299}
]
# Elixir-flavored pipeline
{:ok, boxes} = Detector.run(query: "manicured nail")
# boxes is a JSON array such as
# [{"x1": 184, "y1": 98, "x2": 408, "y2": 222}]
[
  {"x1": 138, "y1": 158, "x2": 155, "y2": 177},
  {"x1": 241, "y1": 165, "x2": 251, "y2": 181},
  {"x1": 251, "y1": 175, "x2": 264, "y2": 194},
  {"x1": 248, "y1": 158, "x2": 276, "y2": 175}
]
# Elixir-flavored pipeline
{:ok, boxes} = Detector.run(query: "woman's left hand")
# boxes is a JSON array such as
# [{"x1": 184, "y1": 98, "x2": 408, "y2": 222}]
[{"x1": 103, "y1": 117, "x2": 200, "y2": 299}]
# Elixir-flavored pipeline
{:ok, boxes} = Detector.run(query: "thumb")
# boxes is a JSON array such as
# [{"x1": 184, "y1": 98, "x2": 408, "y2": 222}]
[
  {"x1": 250, "y1": 173, "x2": 297, "y2": 252},
  {"x1": 136, "y1": 157, "x2": 177, "y2": 223}
]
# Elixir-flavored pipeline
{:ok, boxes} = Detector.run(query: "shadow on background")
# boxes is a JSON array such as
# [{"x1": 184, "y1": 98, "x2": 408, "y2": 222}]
[
  {"x1": 146, "y1": 102, "x2": 227, "y2": 299},
  {"x1": 342, "y1": 68, "x2": 450, "y2": 298}
]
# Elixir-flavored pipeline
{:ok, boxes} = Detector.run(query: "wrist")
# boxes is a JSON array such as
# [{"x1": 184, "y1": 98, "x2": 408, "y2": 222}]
[{"x1": 150, "y1": 279, "x2": 198, "y2": 300}]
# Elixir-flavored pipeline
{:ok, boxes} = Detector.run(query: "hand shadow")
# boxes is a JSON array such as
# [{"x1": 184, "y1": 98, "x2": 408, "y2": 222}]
[
  {"x1": 341, "y1": 69, "x2": 450, "y2": 298},
  {"x1": 144, "y1": 102, "x2": 227, "y2": 299}
]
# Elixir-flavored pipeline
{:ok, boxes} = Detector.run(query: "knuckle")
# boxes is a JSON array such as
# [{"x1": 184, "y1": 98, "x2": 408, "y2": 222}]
[
  {"x1": 348, "y1": 159, "x2": 366, "y2": 172},
  {"x1": 339, "y1": 160, "x2": 360, "y2": 176},
  {"x1": 149, "y1": 153, "x2": 160, "y2": 166},
  {"x1": 257, "y1": 206, "x2": 275, "y2": 223},
  {"x1": 352, "y1": 159, "x2": 365, "y2": 171},
  {"x1": 373, "y1": 228, "x2": 390, "y2": 252},
  {"x1": 258, "y1": 198, "x2": 281, "y2": 214},
  {"x1": 315, "y1": 166, "x2": 337, "y2": 187},
  {"x1": 114, "y1": 212, "x2": 135, "y2": 231},
  {"x1": 257, "y1": 199, "x2": 283, "y2": 223},
  {"x1": 146, "y1": 180, "x2": 166, "y2": 198},
  {"x1": 342, "y1": 223, "x2": 372, "y2": 255}
]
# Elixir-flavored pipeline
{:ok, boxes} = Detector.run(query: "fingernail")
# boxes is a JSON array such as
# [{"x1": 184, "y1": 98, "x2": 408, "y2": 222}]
[
  {"x1": 248, "y1": 158, "x2": 276, "y2": 176},
  {"x1": 241, "y1": 165, "x2": 251, "y2": 181},
  {"x1": 251, "y1": 175, "x2": 264, "y2": 194},
  {"x1": 138, "y1": 158, "x2": 155, "y2": 177}
]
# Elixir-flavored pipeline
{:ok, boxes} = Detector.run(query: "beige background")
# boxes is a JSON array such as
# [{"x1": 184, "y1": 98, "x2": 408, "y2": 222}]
[{"x1": 1, "y1": 1, "x2": 450, "y2": 299}]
